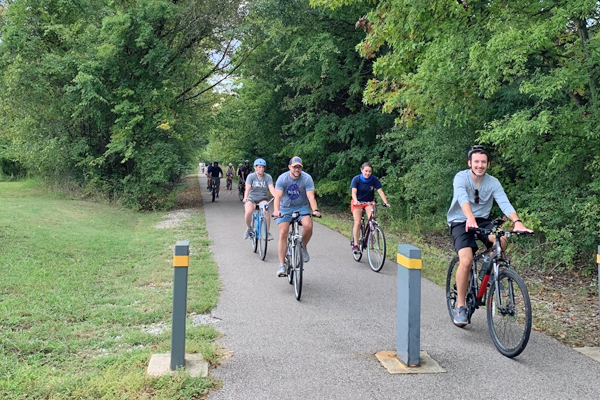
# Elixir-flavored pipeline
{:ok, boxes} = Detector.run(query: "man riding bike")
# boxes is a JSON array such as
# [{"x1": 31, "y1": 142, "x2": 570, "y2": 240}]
[
  {"x1": 209, "y1": 161, "x2": 224, "y2": 198},
  {"x1": 272, "y1": 156, "x2": 321, "y2": 277},
  {"x1": 447, "y1": 145, "x2": 532, "y2": 326}
]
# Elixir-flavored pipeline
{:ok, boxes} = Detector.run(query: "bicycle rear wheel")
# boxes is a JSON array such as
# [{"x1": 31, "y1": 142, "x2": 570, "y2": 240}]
[
  {"x1": 250, "y1": 215, "x2": 258, "y2": 253},
  {"x1": 293, "y1": 240, "x2": 303, "y2": 300},
  {"x1": 487, "y1": 268, "x2": 532, "y2": 358},
  {"x1": 258, "y1": 215, "x2": 268, "y2": 260},
  {"x1": 367, "y1": 225, "x2": 386, "y2": 272}
]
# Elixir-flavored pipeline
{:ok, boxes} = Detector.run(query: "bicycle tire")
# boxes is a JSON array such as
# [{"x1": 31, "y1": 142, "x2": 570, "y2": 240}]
[
  {"x1": 445, "y1": 256, "x2": 461, "y2": 325},
  {"x1": 293, "y1": 239, "x2": 303, "y2": 301},
  {"x1": 238, "y1": 185, "x2": 244, "y2": 201},
  {"x1": 259, "y1": 215, "x2": 268, "y2": 260},
  {"x1": 286, "y1": 238, "x2": 293, "y2": 285},
  {"x1": 487, "y1": 268, "x2": 532, "y2": 358},
  {"x1": 351, "y1": 230, "x2": 363, "y2": 262},
  {"x1": 211, "y1": 186, "x2": 216, "y2": 202},
  {"x1": 367, "y1": 225, "x2": 386, "y2": 272},
  {"x1": 250, "y1": 214, "x2": 258, "y2": 253}
]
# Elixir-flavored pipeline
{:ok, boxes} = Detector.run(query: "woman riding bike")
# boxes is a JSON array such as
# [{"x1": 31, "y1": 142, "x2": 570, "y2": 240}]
[{"x1": 350, "y1": 162, "x2": 390, "y2": 254}]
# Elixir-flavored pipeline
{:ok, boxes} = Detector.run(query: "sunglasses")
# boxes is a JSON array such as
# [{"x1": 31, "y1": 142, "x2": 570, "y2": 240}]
[
  {"x1": 292, "y1": 165, "x2": 303, "y2": 170},
  {"x1": 474, "y1": 189, "x2": 480, "y2": 204}
]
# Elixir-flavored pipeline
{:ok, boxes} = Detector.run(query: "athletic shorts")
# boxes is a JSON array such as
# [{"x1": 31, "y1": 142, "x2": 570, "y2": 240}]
[
  {"x1": 450, "y1": 218, "x2": 494, "y2": 253},
  {"x1": 350, "y1": 201, "x2": 372, "y2": 213},
  {"x1": 211, "y1": 176, "x2": 221, "y2": 187},
  {"x1": 277, "y1": 205, "x2": 312, "y2": 224}
]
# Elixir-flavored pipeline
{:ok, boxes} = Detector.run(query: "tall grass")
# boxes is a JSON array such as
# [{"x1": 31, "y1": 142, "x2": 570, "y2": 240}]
[{"x1": 0, "y1": 178, "x2": 220, "y2": 399}]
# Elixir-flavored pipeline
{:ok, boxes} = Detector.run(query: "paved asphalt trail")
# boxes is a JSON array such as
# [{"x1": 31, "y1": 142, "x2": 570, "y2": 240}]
[{"x1": 201, "y1": 175, "x2": 600, "y2": 400}]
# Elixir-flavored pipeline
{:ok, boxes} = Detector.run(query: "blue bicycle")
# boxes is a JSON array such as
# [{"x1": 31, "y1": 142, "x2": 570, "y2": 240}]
[{"x1": 249, "y1": 199, "x2": 273, "y2": 260}]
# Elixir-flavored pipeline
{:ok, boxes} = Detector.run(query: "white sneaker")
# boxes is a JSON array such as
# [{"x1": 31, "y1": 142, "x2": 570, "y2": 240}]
[
  {"x1": 267, "y1": 232, "x2": 274, "y2": 241},
  {"x1": 277, "y1": 264, "x2": 286, "y2": 277},
  {"x1": 243, "y1": 229, "x2": 251, "y2": 240},
  {"x1": 302, "y1": 248, "x2": 310, "y2": 262}
]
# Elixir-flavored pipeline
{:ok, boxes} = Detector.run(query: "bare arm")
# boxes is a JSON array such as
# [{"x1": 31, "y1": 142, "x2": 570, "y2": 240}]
[
  {"x1": 272, "y1": 188, "x2": 283, "y2": 216},
  {"x1": 306, "y1": 190, "x2": 320, "y2": 217},
  {"x1": 377, "y1": 188, "x2": 390, "y2": 207}
]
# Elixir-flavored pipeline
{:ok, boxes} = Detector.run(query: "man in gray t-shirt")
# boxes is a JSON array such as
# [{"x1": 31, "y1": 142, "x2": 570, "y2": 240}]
[
  {"x1": 447, "y1": 145, "x2": 532, "y2": 327},
  {"x1": 272, "y1": 156, "x2": 321, "y2": 277},
  {"x1": 243, "y1": 158, "x2": 276, "y2": 241}
]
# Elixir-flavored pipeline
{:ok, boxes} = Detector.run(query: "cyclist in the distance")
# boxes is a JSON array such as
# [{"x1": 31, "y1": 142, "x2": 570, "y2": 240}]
[
  {"x1": 243, "y1": 158, "x2": 276, "y2": 241},
  {"x1": 447, "y1": 145, "x2": 532, "y2": 327},
  {"x1": 350, "y1": 162, "x2": 390, "y2": 254},
  {"x1": 272, "y1": 156, "x2": 321, "y2": 277},
  {"x1": 209, "y1": 161, "x2": 224, "y2": 198},
  {"x1": 226, "y1": 163, "x2": 235, "y2": 190},
  {"x1": 240, "y1": 160, "x2": 252, "y2": 183},
  {"x1": 206, "y1": 162, "x2": 213, "y2": 189}
]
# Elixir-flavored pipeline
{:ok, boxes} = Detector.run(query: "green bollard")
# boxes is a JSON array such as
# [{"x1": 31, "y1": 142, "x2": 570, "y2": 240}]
[{"x1": 170, "y1": 240, "x2": 189, "y2": 370}]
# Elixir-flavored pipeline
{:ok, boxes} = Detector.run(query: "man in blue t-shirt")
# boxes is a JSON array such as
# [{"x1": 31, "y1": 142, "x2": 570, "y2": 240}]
[{"x1": 272, "y1": 156, "x2": 321, "y2": 277}]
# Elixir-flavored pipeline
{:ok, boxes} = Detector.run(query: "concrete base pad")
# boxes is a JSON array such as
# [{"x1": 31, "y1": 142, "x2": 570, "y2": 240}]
[
  {"x1": 375, "y1": 351, "x2": 445, "y2": 374},
  {"x1": 574, "y1": 347, "x2": 600, "y2": 364},
  {"x1": 147, "y1": 353, "x2": 208, "y2": 378}
]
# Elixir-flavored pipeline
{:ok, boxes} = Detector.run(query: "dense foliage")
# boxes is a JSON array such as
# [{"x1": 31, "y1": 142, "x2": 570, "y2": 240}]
[
  {"x1": 0, "y1": 0, "x2": 244, "y2": 208},
  {"x1": 2, "y1": 0, "x2": 600, "y2": 271}
]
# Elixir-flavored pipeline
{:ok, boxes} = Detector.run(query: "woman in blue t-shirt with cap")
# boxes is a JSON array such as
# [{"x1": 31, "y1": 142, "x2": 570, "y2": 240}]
[{"x1": 350, "y1": 162, "x2": 390, "y2": 254}]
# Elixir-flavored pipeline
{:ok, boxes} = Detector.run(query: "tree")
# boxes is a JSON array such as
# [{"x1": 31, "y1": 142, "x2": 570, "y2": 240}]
[{"x1": 0, "y1": 0, "x2": 247, "y2": 208}]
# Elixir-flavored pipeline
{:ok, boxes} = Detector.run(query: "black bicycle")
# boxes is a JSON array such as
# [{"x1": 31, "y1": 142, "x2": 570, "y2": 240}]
[
  {"x1": 446, "y1": 219, "x2": 533, "y2": 358},
  {"x1": 238, "y1": 179, "x2": 245, "y2": 201},
  {"x1": 209, "y1": 177, "x2": 219, "y2": 202},
  {"x1": 351, "y1": 202, "x2": 387, "y2": 272}
]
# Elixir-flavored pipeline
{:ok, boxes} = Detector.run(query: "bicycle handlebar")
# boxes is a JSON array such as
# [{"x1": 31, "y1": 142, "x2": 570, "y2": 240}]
[
  {"x1": 468, "y1": 227, "x2": 534, "y2": 237},
  {"x1": 355, "y1": 201, "x2": 389, "y2": 207},
  {"x1": 272, "y1": 212, "x2": 322, "y2": 219}
]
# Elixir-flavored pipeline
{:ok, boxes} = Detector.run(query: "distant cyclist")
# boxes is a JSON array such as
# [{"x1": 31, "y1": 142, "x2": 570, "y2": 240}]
[
  {"x1": 240, "y1": 160, "x2": 252, "y2": 182},
  {"x1": 206, "y1": 162, "x2": 213, "y2": 189},
  {"x1": 447, "y1": 145, "x2": 532, "y2": 327},
  {"x1": 243, "y1": 158, "x2": 276, "y2": 240},
  {"x1": 272, "y1": 156, "x2": 321, "y2": 277},
  {"x1": 350, "y1": 162, "x2": 390, "y2": 254},
  {"x1": 226, "y1": 163, "x2": 235, "y2": 190},
  {"x1": 210, "y1": 161, "x2": 224, "y2": 198},
  {"x1": 236, "y1": 163, "x2": 244, "y2": 183}
]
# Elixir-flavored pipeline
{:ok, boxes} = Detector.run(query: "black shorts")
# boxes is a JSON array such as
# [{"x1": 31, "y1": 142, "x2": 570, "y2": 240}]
[{"x1": 450, "y1": 218, "x2": 494, "y2": 254}]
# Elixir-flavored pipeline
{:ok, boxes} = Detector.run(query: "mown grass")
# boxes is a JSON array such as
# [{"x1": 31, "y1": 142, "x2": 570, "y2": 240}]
[{"x1": 0, "y1": 178, "x2": 220, "y2": 399}]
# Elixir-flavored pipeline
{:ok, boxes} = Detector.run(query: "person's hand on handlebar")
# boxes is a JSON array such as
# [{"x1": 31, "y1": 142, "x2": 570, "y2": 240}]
[{"x1": 513, "y1": 220, "x2": 533, "y2": 233}]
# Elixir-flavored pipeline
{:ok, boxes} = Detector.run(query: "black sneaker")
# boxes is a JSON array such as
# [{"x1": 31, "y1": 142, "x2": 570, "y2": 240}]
[{"x1": 453, "y1": 306, "x2": 468, "y2": 327}]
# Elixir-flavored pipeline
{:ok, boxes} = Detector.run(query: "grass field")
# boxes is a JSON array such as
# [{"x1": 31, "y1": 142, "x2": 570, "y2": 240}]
[{"x1": 0, "y1": 178, "x2": 221, "y2": 399}]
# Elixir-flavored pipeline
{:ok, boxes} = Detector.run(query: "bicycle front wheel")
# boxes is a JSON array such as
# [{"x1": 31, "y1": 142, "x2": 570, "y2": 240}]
[
  {"x1": 366, "y1": 225, "x2": 386, "y2": 272},
  {"x1": 250, "y1": 215, "x2": 258, "y2": 253},
  {"x1": 293, "y1": 240, "x2": 303, "y2": 301},
  {"x1": 351, "y1": 232, "x2": 363, "y2": 262},
  {"x1": 445, "y1": 256, "x2": 461, "y2": 324},
  {"x1": 258, "y1": 216, "x2": 268, "y2": 260},
  {"x1": 238, "y1": 185, "x2": 244, "y2": 201},
  {"x1": 487, "y1": 268, "x2": 532, "y2": 358},
  {"x1": 211, "y1": 186, "x2": 216, "y2": 202}
]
